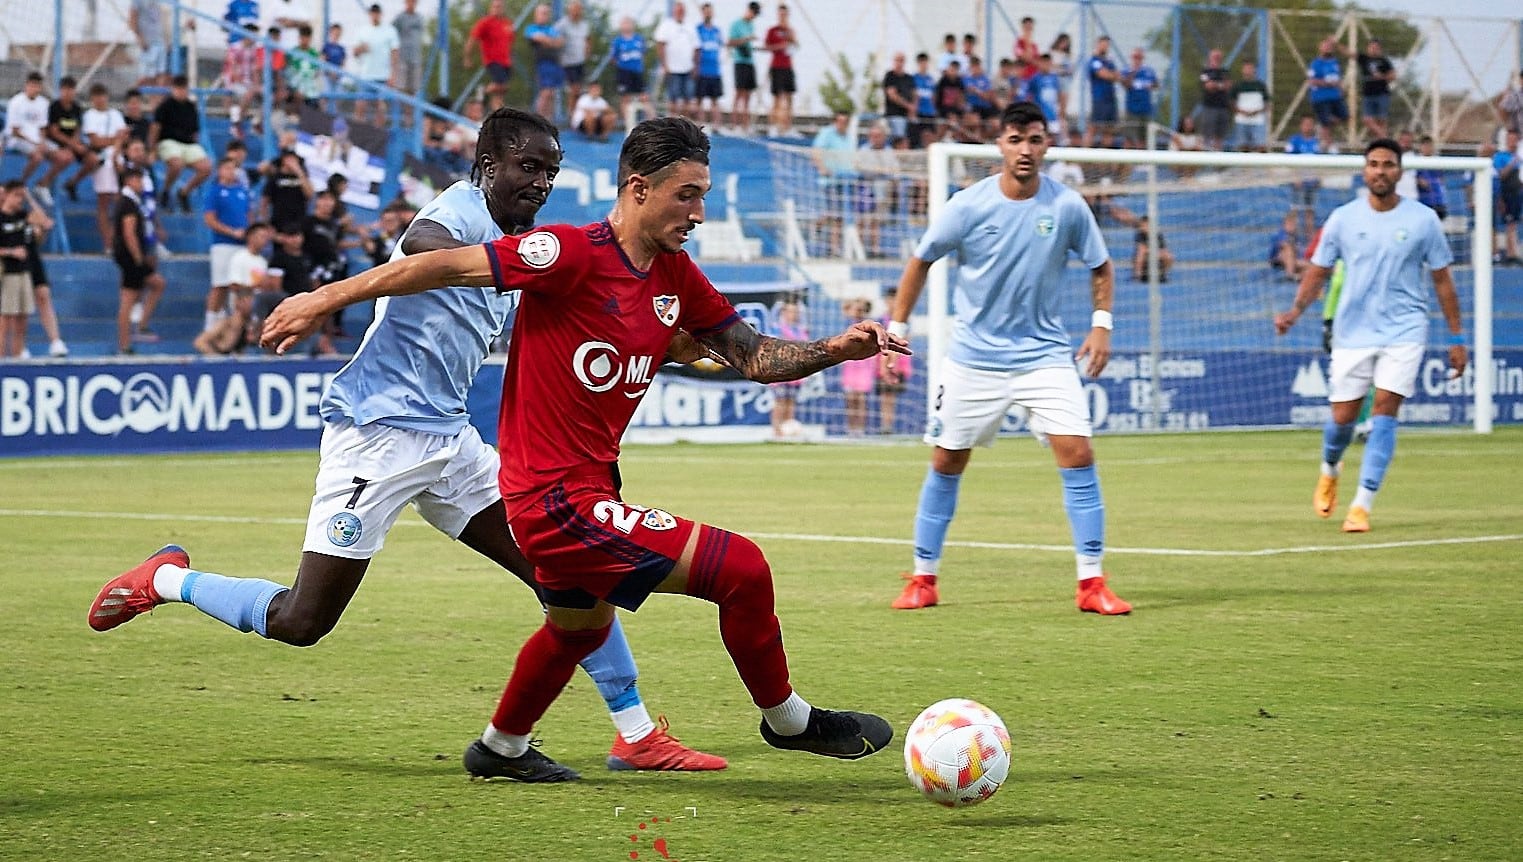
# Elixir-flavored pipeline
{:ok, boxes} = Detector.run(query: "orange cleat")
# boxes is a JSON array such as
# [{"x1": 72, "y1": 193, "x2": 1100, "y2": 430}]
[
  {"x1": 606, "y1": 717, "x2": 728, "y2": 771},
  {"x1": 1076, "y1": 575, "x2": 1132, "y2": 615},
  {"x1": 1314, "y1": 473, "x2": 1338, "y2": 518},
  {"x1": 891, "y1": 574, "x2": 939, "y2": 610},
  {"x1": 88, "y1": 545, "x2": 188, "y2": 632},
  {"x1": 1342, "y1": 505, "x2": 1371, "y2": 533}
]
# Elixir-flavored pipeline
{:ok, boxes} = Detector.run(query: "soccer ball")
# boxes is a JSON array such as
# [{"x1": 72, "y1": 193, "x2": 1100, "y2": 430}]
[{"x1": 903, "y1": 698, "x2": 1012, "y2": 807}]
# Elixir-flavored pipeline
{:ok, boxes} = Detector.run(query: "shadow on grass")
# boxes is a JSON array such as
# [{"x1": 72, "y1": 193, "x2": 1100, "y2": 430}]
[
  {"x1": 945, "y1": 812, "x2": 1072, "y2": 828},
  {"x1": 1130, "y1": 583, "x2": 1364, "y2": 611},
  {"x1": 0, "y1": 788, "x2": 162, "y2": 818},
  {"x1": 242, "y1": 753, "x2": 457, "y2": 779},
  {"x1": 608, "y1": 772, "x2": 910, "y2": 801}
]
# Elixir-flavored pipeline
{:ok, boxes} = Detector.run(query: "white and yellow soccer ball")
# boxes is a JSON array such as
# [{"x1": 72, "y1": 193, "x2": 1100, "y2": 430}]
[{"x1": 903, "y1": 698, "x2": 1012, "y2": 807}]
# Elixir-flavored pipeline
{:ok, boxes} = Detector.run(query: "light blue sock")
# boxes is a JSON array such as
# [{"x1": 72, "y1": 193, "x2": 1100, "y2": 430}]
[
  {"x1": 181, "y1": 571, "x2": 289, "y2": 637},
  {"x1": 580, "y1": 615, "x2": 642, "y2": 711},
  {"x1": 1060, "y1": 466, "x2": 1105, "y2": 576},
  {"x1": 1358, "y1": 415, "x2": 1399, "y2": 493},
  {"x1": 912, "y1": 468, "x2": 962, "y2": 574},
  {"x1": 1323, "y1": 421, "x2": 1356, "y2": 468}
]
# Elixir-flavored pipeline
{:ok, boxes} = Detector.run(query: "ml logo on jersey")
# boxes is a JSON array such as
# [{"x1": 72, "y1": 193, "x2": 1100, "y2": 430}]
[
  {"x1": 1035, "y1": 215, "x2": 1055, "y2": 236},
  {"x1": 572, "y1": 340, "x2": 656, "y2": 396},
  {"x1": 653, "y1": 294, "x2": 680, "y2": 327}
]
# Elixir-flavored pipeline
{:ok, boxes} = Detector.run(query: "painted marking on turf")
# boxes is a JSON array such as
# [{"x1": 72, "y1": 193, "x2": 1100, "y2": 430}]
[{"x1": 3, "y1": 508, "x2": 1519, "y2": 558}]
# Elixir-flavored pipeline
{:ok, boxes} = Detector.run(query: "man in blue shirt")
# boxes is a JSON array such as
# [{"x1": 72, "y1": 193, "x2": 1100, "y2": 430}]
[
  {"x1": 1307, "y1": 37, "x2": 1349, "y2": 132},
  {"x1": 523, "y1": 3, "x2": 565, "y2": 121},
  {"x1": 696, "y1": 3, "x2": 726, "y2": 129},
  {"x1": 963, "y1": 56, "x2": 996, "y2": 136},
  {"x1": 1413, "y1": 135, "x2": 1448, "y2": 219},
  {"x1": 1275, "y1": 138, "x2": 1466, "y2": 533},
  {"x1": 1085, "y1": 35, "x2": 1120, "y2": 146},
  {"x1": 885, "y1": 101, "x2": 1132, "y2": 616},
  {"x1": 611, "y1": 16, "x2": 650, "y2": 123},
  {"x1": 1285, "y1": 115, "x2": 1322, "y2": 238},
  {"x1": 1029, "y1": 54, "x2": 1065, "y2": 130},
  {"x1": 89, "y1": 108, "x2": 727, "y2": 778},
  {"x1": 1121, "y1": 47, "x2": 1157, "y2": 145},
  {"x1": 912, "y1": 52, "x2": 937, "y2": 146},
  {"x1": 202, "y1": 157, "x2": 251, "y2": 338}
]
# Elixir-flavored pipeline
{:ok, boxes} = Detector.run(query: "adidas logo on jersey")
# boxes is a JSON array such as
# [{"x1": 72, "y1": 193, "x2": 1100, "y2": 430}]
[{"x1": 603, "y1": 296, "x2": 621, "y2": 315}]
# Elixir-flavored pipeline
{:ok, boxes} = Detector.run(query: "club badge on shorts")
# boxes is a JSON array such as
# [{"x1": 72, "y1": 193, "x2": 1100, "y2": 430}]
[
  {"x1": 327, "y1": 512, "x2": 363, "y2": 547},
  {"x1": 518, "y1": 231, "x2": 560, "y2": 269}
]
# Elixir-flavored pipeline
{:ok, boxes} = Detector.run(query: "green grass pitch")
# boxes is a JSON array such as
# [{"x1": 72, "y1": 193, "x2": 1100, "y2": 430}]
[{"x1": 4, "y1": 429, "x2": 1521, "y2": 861}]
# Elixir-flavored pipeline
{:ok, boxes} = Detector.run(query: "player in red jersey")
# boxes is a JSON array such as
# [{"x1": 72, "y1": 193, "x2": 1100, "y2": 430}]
[{"x1": 264, "y1": 117, "x2": 909, "y2": 781}]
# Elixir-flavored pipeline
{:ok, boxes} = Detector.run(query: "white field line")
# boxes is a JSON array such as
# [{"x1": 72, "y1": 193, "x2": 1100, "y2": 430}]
[{"x1": 3, "y1": 508, "x2": 1518, "y2": 558}]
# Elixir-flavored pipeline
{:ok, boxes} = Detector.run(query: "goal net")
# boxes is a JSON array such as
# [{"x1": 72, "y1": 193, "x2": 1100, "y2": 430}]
[{"x1": 761, "y1": 140, "x2": 1496, "y2": 439}]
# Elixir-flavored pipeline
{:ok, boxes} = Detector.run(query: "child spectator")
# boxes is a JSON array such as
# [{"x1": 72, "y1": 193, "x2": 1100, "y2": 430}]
[
  {"x1": 6, "y1": 73, "x2": 59, "y2": 198},
  {"x1": 571, "y1": 82, "x2": 617, "y2": 141},
  {"x1": 122, "y1": 89, "x2": 152, "y2": 145},
  {"x1": 1131, "y1": 215, "x2": 1172, "y2": 282},
  {"x1": 43, "y1": 76, "x2": 99, "y2": 204},
  {"x1": 839, "y1": 297, "x2": 876, "y2": 437},
  {"x1": 195, "y1": 222, "x2": 275, "y2": 355}
]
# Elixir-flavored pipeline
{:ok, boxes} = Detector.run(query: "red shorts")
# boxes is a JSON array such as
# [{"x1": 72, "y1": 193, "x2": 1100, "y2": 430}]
[{"x1": 509, "y1": 470, "x2": 696, "y2": 611}]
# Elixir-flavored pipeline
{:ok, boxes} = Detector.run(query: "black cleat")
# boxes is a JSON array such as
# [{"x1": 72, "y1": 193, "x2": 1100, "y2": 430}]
[
  {"x1": 463, "y1": 739, "x2": 581, "y2": 782},
  {"x1": 759, "y1": 708, "x2": 893, "y2": 760}
]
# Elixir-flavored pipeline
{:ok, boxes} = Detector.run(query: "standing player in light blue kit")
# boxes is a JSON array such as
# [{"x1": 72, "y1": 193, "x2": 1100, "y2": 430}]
[
  {"x1": 88, "y1": 108, "x2": 726, "y2": 777},
  {"x1": 1275, "y1": 137, "x2": 1467, "y2": 533},
  {"x1": 886, "y1": 101, "x2": 1132, "y2": 616}
]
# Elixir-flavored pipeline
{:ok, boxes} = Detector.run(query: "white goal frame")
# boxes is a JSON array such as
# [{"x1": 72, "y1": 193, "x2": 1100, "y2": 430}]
[{"x1": 924, "y1": 143, "x2": 1496, "y2": 433}]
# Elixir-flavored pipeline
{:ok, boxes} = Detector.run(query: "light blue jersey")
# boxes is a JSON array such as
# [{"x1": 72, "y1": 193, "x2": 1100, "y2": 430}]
[
  {"x1": 320, "y1": 181, "x2": 518, "y2": 434},
  {"x1": 1310, "y1": 195, "x2": 1451, "y2": 349},
  {"x1": 915, "y1": 174, "x2": 1109, "y2": 371}
]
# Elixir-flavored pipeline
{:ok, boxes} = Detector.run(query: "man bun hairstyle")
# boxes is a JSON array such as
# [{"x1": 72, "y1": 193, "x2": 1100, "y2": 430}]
[
  {"x1": 617, "y1": 116, "x2": 710, "y2": 187},
  {"x1": 471, "y1": 107, "x2": 560, "y2": 186}
]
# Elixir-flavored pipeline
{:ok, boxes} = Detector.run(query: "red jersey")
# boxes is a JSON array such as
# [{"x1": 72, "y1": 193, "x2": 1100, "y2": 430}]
[
  {"x1": 764, "y1": 25, "x2": 793, "y2": 70},
  {"x1": 484, "y1": 222, "x2": 741, "y2": 515},
  {"x1": 470, "y1": 15, "x2": 515, "y2": 67}
]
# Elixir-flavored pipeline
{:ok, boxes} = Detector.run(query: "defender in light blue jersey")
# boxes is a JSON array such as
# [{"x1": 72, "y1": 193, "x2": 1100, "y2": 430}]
[
  {"x1": 1276, "y1": 137, "x2": 1467, "y2": 533},
  {"x1": 89, "y1": 109, "x2": 726, "y2": 778},
  {"x1": 886, "y1": 101, "x2": 1132, "y2": 616}
]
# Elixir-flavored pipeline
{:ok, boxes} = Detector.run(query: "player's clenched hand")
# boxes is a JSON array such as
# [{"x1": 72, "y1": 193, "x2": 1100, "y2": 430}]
[
  {"x1": 1273, "y1": 309, "x2": 1299, "y2": 336},
  {"x1": 1449, "y1": 343, "x2": 1468, "y2": 378},
  {"x1": 830, "y1": 320, "x2": 912, "y2": 361},
  {"x1": 260, "y1": 293, "x2": 330, "y2": 354},
  {"x1": 1075, "y1": 327, "x2": 1111, "y2": 378}
]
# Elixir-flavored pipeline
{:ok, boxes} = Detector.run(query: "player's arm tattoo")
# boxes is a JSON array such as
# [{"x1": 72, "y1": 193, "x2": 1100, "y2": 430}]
[
  {"x1": 1089, "y1": 259, "x2": 1115, "y2": 312},
  {"x1": 399, "y1": 218, "x2": 468, "y2": 255},
  {"x1": 699, "y1": 322, "x2": 839, "y2": 384}
]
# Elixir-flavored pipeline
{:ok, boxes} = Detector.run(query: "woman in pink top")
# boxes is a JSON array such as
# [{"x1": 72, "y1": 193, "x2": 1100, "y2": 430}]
[{"x1": 838, "y1": 298, "x2": 877, "y2": 437}]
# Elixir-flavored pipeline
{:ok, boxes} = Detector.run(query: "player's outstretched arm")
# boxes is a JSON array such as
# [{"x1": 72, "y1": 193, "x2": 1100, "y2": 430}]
[
  {"x1": 399, "y1": 218, "x2": 470, "y2": 255},
  {"x1": 260, "y1": 245, "x2": 495, "y2": 354},
  {"x1": 1074, "y1": 260, "x2": 1115, "y2": 378},
  {"x1": 1432, "y1": 266, "x2": 1468, "y2": 376},
  {"x1": 1274, "y1": 262, "x2": 1333, "y2": 336},
  {"x1": 699, "y1": 320, "x2": 911, "y2": 384}
]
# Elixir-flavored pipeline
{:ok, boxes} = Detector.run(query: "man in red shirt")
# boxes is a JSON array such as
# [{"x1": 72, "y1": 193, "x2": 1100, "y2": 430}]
[
  {"x1": 263, "y1": 118, "x2": 906, "y2": 781},
  {"x1": 465, "y1": 0, "x2": 515, "y2": 110},
  {"x1": 763, "y1": 3, "x2": 798, "y2": 136}
]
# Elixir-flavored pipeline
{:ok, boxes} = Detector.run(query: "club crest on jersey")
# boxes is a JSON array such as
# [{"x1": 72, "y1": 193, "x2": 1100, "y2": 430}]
[
  {"x1": 641, "y1": 508, "x2": 678, "y2": 531},
  {"x1": 517, "y1": 231, "x2": 561, "y2": 269},
  {"x1": 1394, "y1": 228, "x2": 1408, "y2": 243},
  {"x1": 1035, "y1": 215, "x2": 1056, "y2": 236},
  {"x1": 653, "y1": 294, "x2": 680, "y2": 327}
]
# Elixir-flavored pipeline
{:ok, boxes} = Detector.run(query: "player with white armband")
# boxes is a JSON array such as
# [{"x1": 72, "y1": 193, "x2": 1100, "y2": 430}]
[
  {"x1": 1275, "y1": 137, "x2": 1466, "y2": 533},
  {"x1": 886, "y1": 100, "x2": 1132, "y2": 616}
]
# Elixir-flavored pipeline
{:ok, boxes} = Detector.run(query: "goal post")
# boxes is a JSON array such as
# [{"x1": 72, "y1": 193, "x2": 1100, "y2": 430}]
[{"x1": 923, "y1": 143, "x2": 1496, "y2": 434}]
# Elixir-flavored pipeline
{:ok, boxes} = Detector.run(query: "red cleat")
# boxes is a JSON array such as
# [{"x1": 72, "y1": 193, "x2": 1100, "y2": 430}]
[
  {"x1": 88, "y1": 545, "x2": 188, "y2": 632},
  {"x1": 1076, "y1": 575, "x2": 1132, "y2": 615},
  {"x1": 892, "y1": 574, "x2": 939, "y2": 610},
  {"x1": 606, "y1": 717, "x2": 728, "y2": 771}
]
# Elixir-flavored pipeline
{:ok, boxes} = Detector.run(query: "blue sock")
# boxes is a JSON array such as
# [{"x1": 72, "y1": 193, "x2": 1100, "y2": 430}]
[
  {"x1": 181, "y1": 571, "x2": 288, "y2": 637},
  {"x1": 1323, "y1": 421, "x2": 1356, "y2": 469},
  {"x1": 912, "y1": 468, "x2": 962, "y2": 574},
  {"x1": 1060, "y1": 466, "x2": 1105, "y2": 577},
  {"x1": 1358, "y1": 415, "x2": 1399, "y2": 493},
  {"x1": 580, "y1": 614, "x2": 642, "y2": 712}
]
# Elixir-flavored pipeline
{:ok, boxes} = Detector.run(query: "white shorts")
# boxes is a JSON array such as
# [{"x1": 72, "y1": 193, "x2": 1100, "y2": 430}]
[
  {"x1": 302, "y1": 419, "x2": 501, "y2": 559},
  {"x1": 209, "y1": 243, "x2": 239, "y2": 287},
  {"x1": 91, "y1": 154, "x2": 120, "y2": 194},
  {"x1": 925, "y1": 358, "x2": 1092, "y2": 450},
  {"x1": 5, "y1": 136, "x2": 54, "y2": 156},
  {"x1": 1328, "y1": 342, "x2": 1424, "y2": 402}
]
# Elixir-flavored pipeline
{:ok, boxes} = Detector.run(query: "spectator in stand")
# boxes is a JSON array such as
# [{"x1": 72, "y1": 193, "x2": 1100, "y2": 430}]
[
  {"x1": 264, "y1": 0, "x2": 313, "y2": 51},
  {"x1": 151, "y1": 75, "x2": 214, "y2": 213},
  {"x1": 0, "y1": 182, "x2": 36, "y2": 357},
  {"x1": 911, "y1": 52, "x2": 937, "y2": 146},
  {"x1": 196, "y1": 222, "x2": 275, "y2": 355},
  {"x1": 764, "y1": 3, "x2": 799, "y2": 136},
  {"x1": 1048, "y1": 33, "x2": 1074, "y2": 88},
  {"x1": 570, "y1": 81, "x2": 616, "y2": 141},
  {"x1": 1121, "y1": 47, "x2": 1158, "y2": 146},
  {"x1": 393, "y1": 0, "x2": 425, "y2": 96},
  {"x1": 1307, "y1": 37, "x2": 1348, "y2": 134},
  {"x1": 1415, "y1": 136, "x2": 1448, "y2": 219},
  {"x1": 525, "y1": 3, "x2": 566, "y2": 121},
  {"x1": 856, "y1": 120, "x2": 899, "y2": 254},
  {"x1": 728, "y1": 2, "x2": 761, "y2": 133},
  {"x1": 39, "y1": 77, "x2": 96, "y2": 205},
  {"x1": 1495, "y1": 70, "x2": 1523, "y2": 135},
  {"x1": 611, "y1": 16, "x2": 650, "y2": 124},
  {"x1": 258, "y1": 26, "x2": 288, "y2": 92},
  {"x1": 1231, "y1": 60, "x2": 1269, "y2": 152},
  {"x1": 1356, "y1": 39, "x2": 1396, "y2": 139},
  {"x1": 1131, "y1": 215, "x2": 1172, "y2": 282},
  {"x1": 225, "y1": 138, "x2": 256, "y2": 187},
  {"x1": 361, "y1": 206, "x2": 402, "y2": 268},
  {"x1": 130, "y1": 0, "x2": 169, "y2": 87},
  {"x1": 112, "y1": 168, "x2": 166, "y2": 355},
  {"x1": 466, "y1": 0, "x2": 515, "y2": 111},
  {"x1": 82, "y1": 83, "x2": 128, "y2": 249},
  {"x1": 811, "y1": 110, "x2": 860, "y2": 254},
  {"x1": 964, "y1": 56, "x2": 997, "y2": 138},
  {"x1": 303, "y1": 190, "x2": 345, "y2": 289},
  {"x1": 287, "y1": 25, "x2": 323, "y2": 106},
  {"x1": 935, "y1": 34, "x2": 964, "y2": 74},
  {"x1": 558, "y1": 1, "x2": 592, "y2": 110},
  {"x1": 1030, "y1": 53, "x2": 1065, "y2": 137},
  {"x1": 1085, "y1": 36, "x2": 1120, "y2": 147},
  {"x1": 962, "y1": 34, "x2": 978, "y2": 70},
  {"x1": 262, "y1": 149, "x2": 313, "y2": 231},
  {"x1": 322, "y1": 23, "x2": 347, "y2": 94},
  {"x1": 996, "y1": 58, "x2": 1022, "y2": 107},
  {"x1": 1394, "y1": 129, "x2": 1418, "y2": 200},
  {"x1": 839, "y1": 297, "x2": 875, "y2": 438},
  {"x1": 1197, "y1": 48, "x2": 1232, "y2": 151},
  {"x1": 769, "y1": 298, "x2": 806, "y2": 439},
  {"x1": 1014, "y1": 17, "x2": 1040, "y2": 81},
  {"x1": 118, "y1": 138, "x2": 163, "y2": 254},
  {"x1": 1269, "y1": 212, "x2": 1306, "y2": 281},
  {"x1": 18, "y1": 187, "x2": 67, "y2": 357},
  {"x1": 1495, "y1": 130, "x2": 1522, "y2": 264},
  {"x1": 260, "y1": 225, "x2": 337, "y2": 355},
  {"x1": 443, "y1": 99, "x2": 484, "y2": 165},
  {"x1": 695, "y1": 3, "x2": 726, "y2": 130},
  {"x1": 352, "y1": 3, "x2": 400, "y2": 124},
  {"x1": 1285, "y1": 115, "x2": 1322, "y2": 239},
  {"x1": 881, "y1": 52, "x2": 915, "y2": 144},
  {"x1": 934, "y1": 61, "x2": 967, "y2": 128},
  {"x1": 655, "y1": 1, "x2": 698, "y2": 120},
  {"x1": 224, "y1": 0, "x2": 260, "y2": 41},
  {"x1": 122, "y1": 88, "x2": 152, "y2": 146},
  {"x1": 204, "y1": 157, "x2": 254, "y2": 337},
  {"x1": 219, "y1": 25, "x2": 259, "y2": 137}
]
